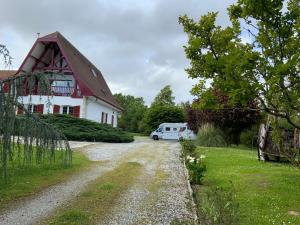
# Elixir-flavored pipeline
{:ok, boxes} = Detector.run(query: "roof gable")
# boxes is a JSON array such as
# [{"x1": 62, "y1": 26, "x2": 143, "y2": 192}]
[{"x1": 17, "y1": 31, "x2": 122, "y2": 110}]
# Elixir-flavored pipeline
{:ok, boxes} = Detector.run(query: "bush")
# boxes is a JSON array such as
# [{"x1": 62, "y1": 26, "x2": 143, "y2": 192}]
[
  {"x1": 38, "y1": 114, "x2": 134, "y2": 143},
  {"x1": 186, "y1": 155, "x2": 206, "y2": 185},
  {"x1": 199, "y1": 184, "x2": 239, "y2": 225},
  {"x1": 239, "y1": 126, "x2": 259, "y2": 147},
  {"x1": 180, "y1": 140, "x2": 196, "y2": 157},
  {"x1": 197, "y1": 124, "x2": 227, "y2": 147}
]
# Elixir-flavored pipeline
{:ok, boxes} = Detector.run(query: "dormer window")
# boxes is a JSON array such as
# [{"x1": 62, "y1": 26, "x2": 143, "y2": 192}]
[{"x1": 91, "y1": 68, "x2": 97, "y2": 77}]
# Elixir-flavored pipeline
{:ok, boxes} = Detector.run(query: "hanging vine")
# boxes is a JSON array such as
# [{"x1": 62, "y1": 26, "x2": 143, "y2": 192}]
[{"x1": 0, "y1": 72, "x2": 72, "y2": 183}]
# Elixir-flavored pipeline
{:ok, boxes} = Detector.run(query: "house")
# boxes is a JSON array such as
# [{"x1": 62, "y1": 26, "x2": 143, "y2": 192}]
[{"x1": 0, "y1": 32, "x2": 122, "y2": 127}]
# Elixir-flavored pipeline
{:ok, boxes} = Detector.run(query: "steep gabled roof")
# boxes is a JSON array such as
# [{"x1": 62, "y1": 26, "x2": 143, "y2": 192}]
[
  {"x1": 17, "y1": 31, "x2": 122, "y2": 111},
  {"x1": 0, "y1": 70, "x2": 17, "y2": 81}
]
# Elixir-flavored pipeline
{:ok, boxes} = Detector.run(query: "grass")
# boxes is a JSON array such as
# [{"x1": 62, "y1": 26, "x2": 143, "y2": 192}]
[
  {"x1": 0, "y1": 150, "x2": 91, "y2": 211},
  {"x1": 43, "y1": 161, "x2": 143, "y2": 225},
  {"x1": 196, "y1": 146, "x2": 300, "y2": 225}
]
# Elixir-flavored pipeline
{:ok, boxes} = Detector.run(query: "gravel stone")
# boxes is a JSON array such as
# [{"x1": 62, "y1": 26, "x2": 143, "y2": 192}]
[{"x1": 0, "y1": 137, "x2": 196, "y2": 225}]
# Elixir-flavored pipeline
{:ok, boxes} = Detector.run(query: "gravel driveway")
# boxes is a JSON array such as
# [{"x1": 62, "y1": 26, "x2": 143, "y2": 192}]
[{"x1": 0, "y1": 137, "x2": 196, "y2": 225}]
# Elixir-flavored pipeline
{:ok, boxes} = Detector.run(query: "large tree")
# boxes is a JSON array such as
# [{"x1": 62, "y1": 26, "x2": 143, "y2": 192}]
[
  {"x1": 186, "y1": 89, "x2": 262, "y2": 144},
  {"x1": 179, "y1": 0, "x2": 300, "y2": 129},
  {"x1": 142, "y1": 85, "x2": 185, "y2": 134},
  {"x1": 151, "y1": 85, "x2": 175, "y2": 107},
  {"x1": 114, "y1": 93, "x2": 147, "y2": 133}
]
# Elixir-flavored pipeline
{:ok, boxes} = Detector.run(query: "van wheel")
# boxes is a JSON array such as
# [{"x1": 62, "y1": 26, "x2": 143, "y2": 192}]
[{"x1": 153, "y1": 135, "x2": 158, "y2": 140}]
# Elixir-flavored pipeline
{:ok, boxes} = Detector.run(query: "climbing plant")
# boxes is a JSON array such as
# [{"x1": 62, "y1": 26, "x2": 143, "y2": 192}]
[{"x1": 0, "y1": 72, "x2": 72, "y2": 183}]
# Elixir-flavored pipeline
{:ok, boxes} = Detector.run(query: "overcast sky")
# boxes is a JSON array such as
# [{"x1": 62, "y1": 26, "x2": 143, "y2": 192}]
[{"x1": 0, "y1": 0, "x2": 236, "y2": 105}]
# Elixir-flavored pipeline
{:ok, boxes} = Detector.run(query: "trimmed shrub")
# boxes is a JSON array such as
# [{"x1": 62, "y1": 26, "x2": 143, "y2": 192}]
[
  {"x1": 39, "y1": 114, "x2": 134, "y2": 143},
  {"x1": 197, "y1": 123, "x2": 227, "y2": 147}
]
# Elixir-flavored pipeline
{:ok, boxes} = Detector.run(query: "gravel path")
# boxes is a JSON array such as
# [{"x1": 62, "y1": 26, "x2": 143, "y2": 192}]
[
  {"x1": 102, "y1": 140, "x2": 196, "y2": 225},
  {"x1": 0, "y1": 137, "x2": 196, "y2": 225}
]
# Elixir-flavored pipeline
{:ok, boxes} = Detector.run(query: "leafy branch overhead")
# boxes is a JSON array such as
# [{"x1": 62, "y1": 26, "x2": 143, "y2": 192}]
[
  {"x1": 179, "y1": 0, "x2": 300, "y2": 129},
  {"x1": 0, "y1": 44, "x2": 13, "y2": 66}
]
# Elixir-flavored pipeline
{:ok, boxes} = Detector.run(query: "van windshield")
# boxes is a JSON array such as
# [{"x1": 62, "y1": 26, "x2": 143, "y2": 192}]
[{"x1": 156, "y1": 128, "x2": 163, "y2": 132}]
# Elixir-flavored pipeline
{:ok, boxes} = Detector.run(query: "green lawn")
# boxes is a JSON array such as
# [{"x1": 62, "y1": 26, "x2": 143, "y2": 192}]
[
  {"x1": 196, "y1": 146, "x2": 300, "y2": 225},
  {"x1": 0, "y1": 150, "x2": 91, "y2": 211}
]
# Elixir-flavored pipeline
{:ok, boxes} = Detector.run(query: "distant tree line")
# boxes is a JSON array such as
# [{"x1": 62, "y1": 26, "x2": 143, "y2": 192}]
[{"x1": 114, "y1": 85, "x2": 185, "y2": 134}]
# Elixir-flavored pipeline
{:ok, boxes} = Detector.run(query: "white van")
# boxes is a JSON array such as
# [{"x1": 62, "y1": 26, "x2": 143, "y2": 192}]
[{"x1": 150, "y1": 123, "x2": 196, "y2": 140}]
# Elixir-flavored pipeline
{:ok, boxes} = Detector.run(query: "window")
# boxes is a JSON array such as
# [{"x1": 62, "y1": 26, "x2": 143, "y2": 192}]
[
  {"x1": 173, "y1": 128, "x2": 177, "y2": 131},
  {"x1": 179, "y1": 127, "x2": 186, "y2": 132},
  {"x1": 26, "y1": 104, "x2": 43, "y2": 114},
  {"x1": 101, "y1": 112, "x2": 108, "y2": 124},
  {"x1": 27, "y1": 104, "x2": 33, "y2": 113},
  {"x1": 33, "y1": 105, "x2": 38, "y2": 113},
  {"x1": 166, "y1": 127, "x2": 171, "y2": 131},
  {"x1": 62, "y1": 106, "x2": 74, "y2": 115},
  {"x1": 62, "y1": 106, "x2": 68, "y2": 114},
  {"x1": 69, "y1": 106, "x2": 74, "y2": 115}
]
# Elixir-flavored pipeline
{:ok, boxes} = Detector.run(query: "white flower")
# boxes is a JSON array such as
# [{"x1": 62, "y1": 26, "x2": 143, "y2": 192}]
[
  {"x1": 186, "y1": 155, "x2": 195, "y2": 163},
  {"x1": 199, "y1": 155, "x2": 206, "y2": 159}
]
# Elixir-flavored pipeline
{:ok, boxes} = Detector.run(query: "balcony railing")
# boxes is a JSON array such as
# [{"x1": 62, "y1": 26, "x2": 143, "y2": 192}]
[{"x1": 51, "y1": 86, "x2": 74, "y2": 96}]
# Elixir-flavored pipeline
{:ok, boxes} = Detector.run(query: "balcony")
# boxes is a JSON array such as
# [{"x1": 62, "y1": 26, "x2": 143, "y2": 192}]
[{"x1": 51, "y1": 86, "x2": 74, "y2": 96}]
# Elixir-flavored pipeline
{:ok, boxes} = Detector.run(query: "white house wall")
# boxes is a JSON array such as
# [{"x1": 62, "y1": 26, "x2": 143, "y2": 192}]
[
  {"x1": 85, "y1": 97, "x2": 118, "y2": 127},
  {"x1": 19, "y1": 95, "x2": 83, "y2": 116},
  {"x1": 19, "y1": 95, "x2": 118, "y2": 127}
]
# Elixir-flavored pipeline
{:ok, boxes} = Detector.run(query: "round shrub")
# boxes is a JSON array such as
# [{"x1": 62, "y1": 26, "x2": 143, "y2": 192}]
[{"x1": 197, "y1": 123, "x2": 227, "y2": 147}]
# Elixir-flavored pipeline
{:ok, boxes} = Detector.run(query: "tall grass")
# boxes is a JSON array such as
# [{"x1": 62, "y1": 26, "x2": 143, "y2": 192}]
[{"x1": 197, "y1": 123, "x2": 227, "y2": 147}]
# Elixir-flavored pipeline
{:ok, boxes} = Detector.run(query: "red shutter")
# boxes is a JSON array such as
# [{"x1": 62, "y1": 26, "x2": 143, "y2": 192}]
[
  {"x1": 73, "y1": 106, "x2": 80, "y2": 118},
  {"x1": 111, "y1": 115, "x2": 114, "y2": 126},
  {"x1": 53, "y1": 105, "x2": 60, "y2": 114},
  {"x1": 17, "y1": 106, "x2": 23, "y2": 115},
  {"x1": 36, "y1": 104, "x2": 44, "y2": 114},
  {"x1": 3, "y1": 83, "x2": 9, "y2": 93}
]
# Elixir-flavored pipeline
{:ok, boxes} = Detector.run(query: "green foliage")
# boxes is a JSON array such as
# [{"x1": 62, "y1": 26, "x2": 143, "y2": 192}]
[
  {"x1": 151, "y1": 85, "x2": 175, "y2": 107},
  {"x1": 0, "y1": 44, "x2": 12, "y2": 65},
  {"x1": 114, "y1": 93, "x2": 147, "y2": 133},
  {"x1": 180, "y1": 140, "x2": 197, "y2": 157},
  {"x1": 48, "y1": 210, "x2": 91, "y2": 225},
  {"x1": 186, "y1": 156, "x2": 206, "y2": 185},
  {"x1": 179, "y1": 0, "x2": 300, "y2": 129},
  {"x1": 239, "y1": 126, "x2": 259, "y2": 147},
  {"x1": 197, "y1": 124, "x2": 227, "y2": 147},
  {"x1": 196, "y1": 146, "x2": 300, "y2": 224},
  {"x1": 0, "y1": 73, "x2": 71, "y2": 183},
  {"x1": 143, "y1": 105, "x2": 185, "y2": 134},
  {"x1": 199, "y1": 184, "x2": 239, "y2": 225},
  {"x1": 39, "y1": 114, "x2": 134, "y2": 143}
]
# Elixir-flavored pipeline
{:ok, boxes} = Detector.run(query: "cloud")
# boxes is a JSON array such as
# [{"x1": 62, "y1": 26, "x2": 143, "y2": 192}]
[{"x1": 0, "y1": 0, "x2": 236, "y2": 105}]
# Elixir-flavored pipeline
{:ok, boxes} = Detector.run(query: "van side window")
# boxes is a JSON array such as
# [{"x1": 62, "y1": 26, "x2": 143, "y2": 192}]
[
  {"x1": 173, "y1": 128, "x2": 177, "y2": 131},
  {"x1": 166, "y1": 127, "x2": 171, "y2": 131},
  {"x1": 158, "y1": 128, "x2": 163, "y2": 132},
  {"x1": 179, "y1": 127, "x2": 186, "y2": 132}
]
